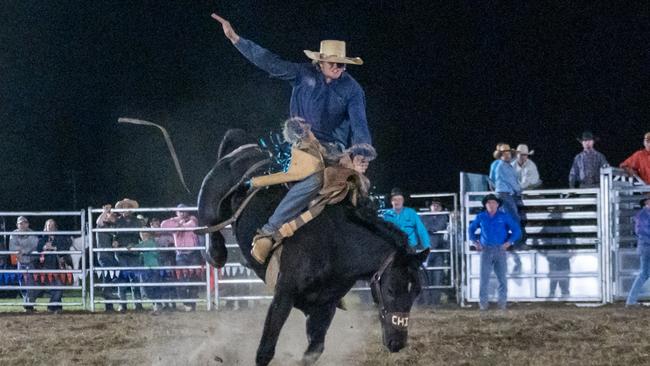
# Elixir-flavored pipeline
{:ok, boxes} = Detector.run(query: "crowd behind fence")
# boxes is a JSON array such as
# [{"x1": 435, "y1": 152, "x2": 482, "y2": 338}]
[{"x1": 2, "y1": 171, "x2": 650, "y2": 312}]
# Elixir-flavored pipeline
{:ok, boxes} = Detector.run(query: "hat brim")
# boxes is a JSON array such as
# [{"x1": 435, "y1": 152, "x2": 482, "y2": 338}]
[
  {"x1": 482, "y1": 196, "x2": 502, "y2": 207},
  {"x1": 516, "y1": 150, "x2": 534, "y2": 155},
  {"x1": 304, "y1": 50, "x2": 363, "y2": 65},
  {"x1": 577, "y1": 137, "x2": 599, "y2": 142},
  {"x1": 493, "y1": 149, "x2": 514, "y2": 159}
]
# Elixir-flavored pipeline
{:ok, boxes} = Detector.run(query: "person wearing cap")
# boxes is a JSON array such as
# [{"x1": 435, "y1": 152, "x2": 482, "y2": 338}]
[
  {"x1": 625, "y1": 196, "x2": 650, "y2": 307},
  {"x1": 211, "y1": 13, "x2": 371, "y2": 150},
  {"x1": 488, "y1": 143, "x2": 524, "y2": 230},
  {"x1": 619, "y1": 132, "x2": 650, "y2": 184},
  {"x1": 382, "y1": 188, "x2": 431, "y2": 251},
  {"x1": 569, "y1": 131, "x2": 608, "y2": 188},
  {"x1": 161, "y1": 203, "x2": 200, "y2": 312},
  {"x1": 468, "y1": 194, "x2": 522, "y2": 311},
  {"x1": 512, "y1": 144, "x2": 542, "y2": 190},
  {"x1": 9, "y1": 216, "x2": 39, "y2": 312}
]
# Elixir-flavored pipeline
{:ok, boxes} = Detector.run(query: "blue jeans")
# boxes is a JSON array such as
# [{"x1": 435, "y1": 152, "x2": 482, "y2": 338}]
[
  {"x1": 176, "y1": 252, "x2": 202, "y2": 308},
  {"x1": 497, "y1": 192, "x2": 522, "y2": 222},
  {"x1": 498, "y1": 192, "x2": 526, "y2": 245},
  {"x1": 117, "y1": 255, "x2": 142, "y2": 307},
  {"x1": 479, "y1": 245, "x2": 508, "y2": 310},
  {"x1": 261, "y1": 172, "x2": 323, "y2": 234},
  {"x1": 626, "y1": 252, "x2": 650, "y2": 305},
  {"x1": 18, "y1": 263, "x2": 63, "y2": 311}
]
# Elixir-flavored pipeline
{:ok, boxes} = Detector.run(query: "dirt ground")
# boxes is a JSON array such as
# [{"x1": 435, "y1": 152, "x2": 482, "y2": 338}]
[{"x1": 1, "y1": 303, "x2": 649, "y2": 366}]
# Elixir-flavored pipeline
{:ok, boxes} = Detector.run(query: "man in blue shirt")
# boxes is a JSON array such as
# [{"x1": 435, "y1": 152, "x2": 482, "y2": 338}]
[
  {"x1": 383, "y1": 188, "x2": 431, "y2": 251},
  {"x1": 626, "y1": 196, "x2": 650, "y2": 307},
  {"x1": 211, "y1": 14, "x2": 374, "y2": 263},
  {"x1": 489, "y1": 143, "x2": 523, "y2": 224},
  {"x1": 211, "y1": 13, "x2": 371, "y2": 148},
  {"x1": 468, "y1": 194, "x2": 522, "y2": 311}
]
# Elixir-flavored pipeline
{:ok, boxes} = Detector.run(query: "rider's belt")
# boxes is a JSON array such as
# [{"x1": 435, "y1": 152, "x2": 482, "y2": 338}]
[{"x1": 251, "y1": 147, "x2": 325, "y2": 188}]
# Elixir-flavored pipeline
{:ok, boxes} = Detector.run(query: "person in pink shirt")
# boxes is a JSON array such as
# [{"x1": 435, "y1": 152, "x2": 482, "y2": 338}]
[
  {"x1": 620, "y1": 132, "x2": 650, "y2": 184},
  {"x1": 161, "y1": 204, "x2": 201, "y2": 311}
]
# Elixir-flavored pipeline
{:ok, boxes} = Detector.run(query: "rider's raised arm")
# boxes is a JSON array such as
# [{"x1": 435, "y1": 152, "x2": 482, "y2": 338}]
[
  {"x1": 211, "y1": 13, "x2": 301, "y2": 81},
  {"x1": 233, "y1": 38, "x2": 302, "y2": 82}
]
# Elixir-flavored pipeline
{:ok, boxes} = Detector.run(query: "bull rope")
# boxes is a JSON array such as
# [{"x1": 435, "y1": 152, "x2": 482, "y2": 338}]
[{"x1": 117, "y1": 117, "x2": 191, "y2": 193}]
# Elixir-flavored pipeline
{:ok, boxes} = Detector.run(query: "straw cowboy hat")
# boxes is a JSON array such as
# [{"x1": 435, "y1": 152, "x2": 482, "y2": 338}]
[
  {"x1": 493, "y1": 143, "x2": 515, "y2": 159},
  {"x1": 115, "y1": 198, "x2": 139, "y2": 210},
  {"x1": 304, "y1": 40, "x2": 363, "y2": 65},
  {"x1": 515, "y1": 144, "x2": 535, "y2": 156}
]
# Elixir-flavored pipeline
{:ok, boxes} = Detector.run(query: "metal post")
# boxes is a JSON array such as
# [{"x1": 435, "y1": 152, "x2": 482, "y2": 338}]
[
  {"x1": 81, "y1": 210, "x2": 87, "y2": 311},
  {"x1": 88, "y1": 207, "x2": 95, "y2": 312},
  {"x1": 214, "y1": 266, "x2": 220, "y2": 310},
  {"x1": 458, "y1": 173, "x2": 467, "y2": 306},
  {"x1": 205, "y1": 233, "x2": 212, "y2": 311}
]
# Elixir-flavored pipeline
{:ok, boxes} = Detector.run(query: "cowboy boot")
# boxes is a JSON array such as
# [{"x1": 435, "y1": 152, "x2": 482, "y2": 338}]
[{"x1": 251, "y1": 233, "x2": 274, "y2": 264}]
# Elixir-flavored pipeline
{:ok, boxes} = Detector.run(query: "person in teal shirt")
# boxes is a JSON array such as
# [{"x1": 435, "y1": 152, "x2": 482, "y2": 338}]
[
  {"x1": 134, "y1": 232, "x2": 160, "y2": 312},
  {"x1": 383, "y1": 188, "x2": 431, "y2": 250}
]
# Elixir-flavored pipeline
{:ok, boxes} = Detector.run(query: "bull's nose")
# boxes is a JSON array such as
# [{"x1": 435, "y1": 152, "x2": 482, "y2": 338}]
[{"x1": 387, "y1": 340, "x2": 405, "y2": 353}]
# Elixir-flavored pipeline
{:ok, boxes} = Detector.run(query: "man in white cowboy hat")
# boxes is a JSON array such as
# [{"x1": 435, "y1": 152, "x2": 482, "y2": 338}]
[
  {"x1": 210, "y1": 13, "x2": 371, "y2": 150},
  {"x1": 512, "y1": 144, "x2": 542, "y2": 190},
  {"x1": 569, "y1": 131, "x2": 608, "y2": 188}
]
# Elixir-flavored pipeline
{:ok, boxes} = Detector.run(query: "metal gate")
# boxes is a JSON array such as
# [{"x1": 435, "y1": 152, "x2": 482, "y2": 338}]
[
  {"x1": 460, "y1": 172, "x2": 604, "y2": 304},
  {"x1": 88, "y1": 206, "x2": 213, "y2": 311},
  {"x1": 600, "y1": 167, "x2": 650, "y2": 302},
  {"x1": 0, "y1": 211, "x2": 86, "y2": 310}
]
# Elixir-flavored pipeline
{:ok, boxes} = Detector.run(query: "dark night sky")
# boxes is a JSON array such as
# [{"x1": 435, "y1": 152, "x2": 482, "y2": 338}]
[{"x1": 1, "y1": 1, "x2": 648, "y2": 211}]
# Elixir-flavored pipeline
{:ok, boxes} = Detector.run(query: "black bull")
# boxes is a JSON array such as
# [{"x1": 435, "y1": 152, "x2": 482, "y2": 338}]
[{"x1": 197, "y1": 129, "x2": 428, "y2": 366}]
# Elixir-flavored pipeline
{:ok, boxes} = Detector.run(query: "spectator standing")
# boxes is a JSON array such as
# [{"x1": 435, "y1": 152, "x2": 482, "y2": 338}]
[
  {"x1": 421, "y1": 200, "x2": 450, "y2": 305},
  {"x1": 9, "y1": 216, "x2": 39, "y2": 312},
  {"x1": 512, "y1": 144, "x2": 542, "y2": 190},
  {"x1": 150, "y1": 217, "x2": 176, "y2": 310},
  {"x1": 569, "y1": 131, "x2": 608, "y2": 188},
  {"x1": 625, "y1": 197, "x2": 650, "y2": 307},
  {"x1": 112, "y1": 198, "x2": 144, "y2": 312},
  {"x1": 135, "y1": 231, "x2": 161, "y2": 312},
  {"x1": 161, "y1": 204, "x2": 200, "y2": 312},
  {"x1": 35, "y1": 219, "x2": 72, "y2": 313},
  {"x1": 620, "y1": 132, "x2": 650, "y2": 184},
  {"x1": 489, "y1": 144, "x2": 525, "y2": 241},
  {"x1": 383, "y1": 188, "x2": 431, "y2": 251},
  {"x1": 96, "y1": 204, "x2": 120, "y2": 312},
  {"x1": 468, "y1": 194, "x2": 522, "y2": 311}
]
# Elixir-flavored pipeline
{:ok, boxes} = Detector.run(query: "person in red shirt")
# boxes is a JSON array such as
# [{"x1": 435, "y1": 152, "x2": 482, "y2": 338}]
[{"x1": 620, "y1": 132, "x2": 650, "y2": 184}]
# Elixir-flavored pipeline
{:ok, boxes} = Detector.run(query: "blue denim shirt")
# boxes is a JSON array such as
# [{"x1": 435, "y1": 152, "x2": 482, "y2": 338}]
[
  {"x1": 468, "y1": 210, "x2": 522, "y2": 246},
  {"x1": 383, "y1": 207, "x2": 431, "y2": 249},
  {"x1": 490, "y1": 160, "x2": 521, "y2": 194},
  {"x1": 234, "y1": 37, "x2": 371, "y2": 147}
]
